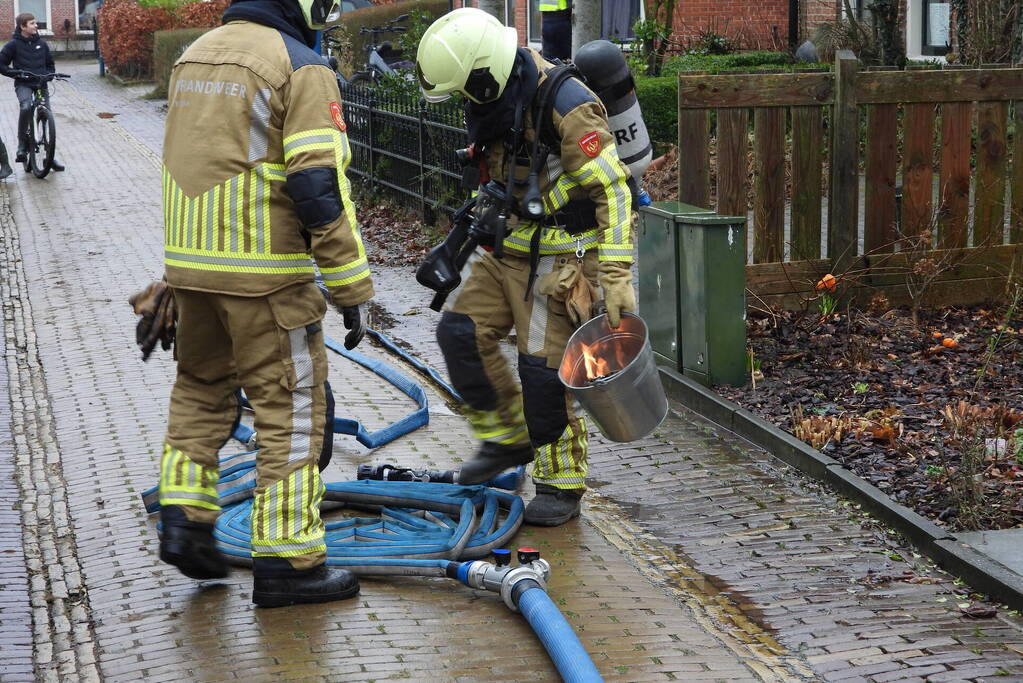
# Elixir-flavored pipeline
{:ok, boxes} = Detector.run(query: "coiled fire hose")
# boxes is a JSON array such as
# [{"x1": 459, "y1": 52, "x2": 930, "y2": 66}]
[{"x1": 141, "y1": 326, "x2": 604, "y2": 682}]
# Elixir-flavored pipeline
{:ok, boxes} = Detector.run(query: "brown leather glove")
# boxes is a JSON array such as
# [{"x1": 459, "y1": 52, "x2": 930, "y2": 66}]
[
  {"x1": 538, "y1": 261, "x2": 598, "y2": 327},
  {"x1": 129, "y1": 279, "x2": 176, "y2": 361},
  {"x1": 598, "y1": 262, "x2": 637, "y2": 328}
]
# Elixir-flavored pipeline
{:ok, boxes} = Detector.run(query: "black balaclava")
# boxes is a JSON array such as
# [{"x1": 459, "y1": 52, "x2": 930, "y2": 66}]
[
  {"x1": 223, "y1": 0, "x2": 317, "y2": 48},
  {"x1": 465, "y1": 48, "x2": 539, "y2": 147}
]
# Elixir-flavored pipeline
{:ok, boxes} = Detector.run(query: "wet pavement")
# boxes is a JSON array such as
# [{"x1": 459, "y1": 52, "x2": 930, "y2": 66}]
[{"x1": 3, "y1": 58, "x2": 1023, "y2": 682}]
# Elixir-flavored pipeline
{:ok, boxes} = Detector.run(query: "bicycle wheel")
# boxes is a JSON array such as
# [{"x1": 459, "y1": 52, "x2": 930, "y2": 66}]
[{"x1": 30, "y1": 106, "x2": 55, "y2": 179}]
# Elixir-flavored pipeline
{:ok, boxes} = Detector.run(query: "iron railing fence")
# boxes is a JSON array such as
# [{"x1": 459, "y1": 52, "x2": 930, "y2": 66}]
[{"x1": 340, "y1": 82, "x2": 469, "y2": 222}]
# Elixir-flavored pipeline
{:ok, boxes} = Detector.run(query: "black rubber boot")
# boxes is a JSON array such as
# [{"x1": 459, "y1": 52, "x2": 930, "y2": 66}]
[
  {"x1": 50, "y1": 159, "x2": 64, "y2": 172},
  {"x1": 14, "y1": 146, "x2": 25, "y2": 163},
  {"x1": 456, "y1": 442, "x2": 534, "y2": 485},
  {"x1": 252, "y1": 557, "x2": 360, "y2": 608},
  {"x1": 158, "y1": 505, "x2": 230, "y2": 580},
  {"x1": 0, "y1": 143, "x2": 12, "y2": 179},
  {"x1": 524, "y1": 484, "x2": 584, "y2": 526}
]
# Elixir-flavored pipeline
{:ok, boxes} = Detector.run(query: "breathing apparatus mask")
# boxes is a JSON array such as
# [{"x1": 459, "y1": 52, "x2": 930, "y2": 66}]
[{"x1": 415, "y1": 179, "x2": 518, "y2": 307}]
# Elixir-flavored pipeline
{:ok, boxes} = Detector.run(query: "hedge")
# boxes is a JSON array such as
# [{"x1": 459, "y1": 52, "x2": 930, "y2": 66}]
[
  {"x1": 98, "y1": 0, "x2": 227, "y2": 81},
  {"x1": 98, "y1": 0, "x2": 175, "y2": 79},
  {"x1": 151, "y1": 27, "x2": 213, "y2": 98},
  {"x1": 634, "y1": 75, "x2": 677, "y2": 149},
  {"x1": 337, "y1": 0, "x2": 447, "y2": 78}
]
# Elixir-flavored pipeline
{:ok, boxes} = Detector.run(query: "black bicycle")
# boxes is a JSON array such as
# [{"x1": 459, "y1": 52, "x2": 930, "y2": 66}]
[
  {"x1": 12, "y1": 70, "x2": 69, "y2": 178},
  {"x1": 323, "y1": 15, "x2": 412, "y2": 87}
]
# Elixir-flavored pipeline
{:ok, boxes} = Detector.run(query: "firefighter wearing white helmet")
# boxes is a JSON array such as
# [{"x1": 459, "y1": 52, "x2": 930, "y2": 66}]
[
  {"x1": 133, "y1": 0, "x2": 375, "y2": 607},
  {"x1": 417, "y1": 8, "x2": 637, "y2": 526}
]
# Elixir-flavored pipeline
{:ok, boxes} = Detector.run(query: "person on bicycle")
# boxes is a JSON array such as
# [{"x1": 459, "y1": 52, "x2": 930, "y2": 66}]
[
  {"x1": 0, "y1": 13, "x2": 64, "y2": 172},
  {"x1": 129, "y1": 0, "x2": 374, "y2": 608}
]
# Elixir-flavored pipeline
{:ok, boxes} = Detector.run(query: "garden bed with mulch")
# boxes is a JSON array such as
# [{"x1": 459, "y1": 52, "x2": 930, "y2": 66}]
[{"x1": 716, "y1": 295, "x2": 1023, "y2": 532}]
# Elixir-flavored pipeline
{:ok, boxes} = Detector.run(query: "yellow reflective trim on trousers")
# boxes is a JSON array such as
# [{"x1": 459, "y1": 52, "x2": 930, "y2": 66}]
[
  {"x1": 159, "y1": 444, "x2": 220, "y2": 511},
  {"x1": 531, "y1": 419, "x2": 588, "y2": 488},
  {"x1": 251, "y1": 464, "x2": 325, "y2": 557},
  {"x1": 465, "y1": 406, "x2": 530, "y2": 446}
]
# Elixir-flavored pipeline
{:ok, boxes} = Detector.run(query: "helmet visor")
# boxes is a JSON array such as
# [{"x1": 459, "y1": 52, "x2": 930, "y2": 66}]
[
  {"x1": 308, "y1": 0, "x2": 340, "y2": 27},
  {"x1": 417, "y1": 62, "x2": 452, "y2": 102}
]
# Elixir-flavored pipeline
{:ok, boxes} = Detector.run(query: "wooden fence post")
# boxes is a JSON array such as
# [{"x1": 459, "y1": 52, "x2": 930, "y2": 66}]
[
  {"x1": 829, "y1": 50, "x2": 859, "y2": 274},
  {"x1": 678, "y1": 71, "x2": 710, "y2": 209}
]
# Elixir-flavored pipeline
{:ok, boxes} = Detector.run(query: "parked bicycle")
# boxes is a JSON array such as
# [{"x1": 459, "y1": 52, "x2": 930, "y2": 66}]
[
  {"x1": 324, "y1": 14, "x2": 414, "y2": 87},
  {"x1": 11, "y1": 70, "x2": 69, "y2": 178}
]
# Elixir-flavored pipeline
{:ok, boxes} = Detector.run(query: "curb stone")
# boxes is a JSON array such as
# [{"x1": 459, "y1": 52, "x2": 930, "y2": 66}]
[{"x1": 658, "y1": 366, "x2": 1023, "y2": 610}]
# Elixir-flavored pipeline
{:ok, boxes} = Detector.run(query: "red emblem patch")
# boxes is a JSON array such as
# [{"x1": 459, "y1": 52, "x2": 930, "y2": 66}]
[
  {"x1": 578, "y1": 131, "x2": 601, "y2": 158},
  {"x1": 329, "y1": 101, "x2": 346, "y2": 132}
]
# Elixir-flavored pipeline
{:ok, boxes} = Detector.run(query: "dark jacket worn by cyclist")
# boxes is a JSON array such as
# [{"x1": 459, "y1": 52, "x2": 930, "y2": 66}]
[
  {"x1": 0, "y1": 30, "x2": 57, "y2": 162},
  {"x1": 0, "y1": 29, "x2": 55, "y2": 80}
]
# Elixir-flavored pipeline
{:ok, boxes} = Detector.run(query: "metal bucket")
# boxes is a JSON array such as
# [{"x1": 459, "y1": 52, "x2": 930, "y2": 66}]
[{"x1": 558, "y1": 312, "x2": 669, "y2": 442}]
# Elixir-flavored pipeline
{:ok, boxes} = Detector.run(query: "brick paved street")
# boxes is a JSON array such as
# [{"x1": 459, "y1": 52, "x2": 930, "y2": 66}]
[{"x1": 3, "y1": 58, "x2": 1023, "y2": 682}]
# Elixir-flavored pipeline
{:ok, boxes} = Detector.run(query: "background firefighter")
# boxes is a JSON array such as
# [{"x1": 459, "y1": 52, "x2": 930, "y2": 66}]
[
  {"x1": 132, "y1": 0, "x2": 374, "y2": 607},
  {"x1": 416, "y1": 8, "x2": 637, "y2": 526}
]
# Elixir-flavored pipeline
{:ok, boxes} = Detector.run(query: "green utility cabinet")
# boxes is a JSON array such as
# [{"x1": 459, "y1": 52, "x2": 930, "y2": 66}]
[{"x1": 638, "y1": 201, "x2": 747, "y2": 387}]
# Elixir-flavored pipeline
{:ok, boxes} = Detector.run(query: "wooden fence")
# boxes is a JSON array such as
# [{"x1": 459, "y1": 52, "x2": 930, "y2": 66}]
[{"x1": 677, "y1": 50, "x2": 1023, "y2": 309}]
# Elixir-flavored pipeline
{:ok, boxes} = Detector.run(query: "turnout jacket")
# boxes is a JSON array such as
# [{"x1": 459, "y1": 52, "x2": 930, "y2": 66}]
[
  {"x1": 162, "y1": 19, "x2": 373, "y2": 306},
  {"x1": 483, "y1": 48, "x2": 633, "y2": 263}
]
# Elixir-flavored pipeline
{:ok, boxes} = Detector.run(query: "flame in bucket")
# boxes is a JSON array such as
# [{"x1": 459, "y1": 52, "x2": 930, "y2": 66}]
[{"x1": 580, "y1": 341, "x2": 612, "y2": 381}]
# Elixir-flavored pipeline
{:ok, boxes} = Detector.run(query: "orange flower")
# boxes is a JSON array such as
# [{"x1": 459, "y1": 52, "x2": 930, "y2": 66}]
[
  {"x1": 815, "y1": 273, "x2": 837, "y2": 292},
  {"x1": 932, "y1": 331, "x2": 943, "y2": 338},
  {"x1": 942, "y1": 338, "x2": 959, "y2": 349}
]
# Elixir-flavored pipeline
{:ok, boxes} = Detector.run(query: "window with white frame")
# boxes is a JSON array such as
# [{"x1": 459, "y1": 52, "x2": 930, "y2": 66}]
[
  {"x1": 921, "y1": 0, "x2": 950, "y2": 55},
  {"x1": 78, "y1": 0, "x2": 100, "y2": 31},
  {"x1": 16, "y1": 0, "x2": 49, "y2": 31},
  {"x1": 527, "y1": 0, "x2": 643, "y2": 46}
]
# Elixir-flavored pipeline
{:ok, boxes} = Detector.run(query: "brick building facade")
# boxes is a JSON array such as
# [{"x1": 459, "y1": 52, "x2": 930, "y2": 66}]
[
  {"x1": 0, "y1": 0, "x2": 950, "y2": 60},
  {"x1": 0, "y1": 0, "x2": 96, "y2": 53}
]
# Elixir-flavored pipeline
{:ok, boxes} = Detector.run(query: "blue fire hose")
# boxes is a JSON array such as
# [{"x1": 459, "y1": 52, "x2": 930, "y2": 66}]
[{"x1": 143, "y1": 323, "x2": 604, "y2": 681}]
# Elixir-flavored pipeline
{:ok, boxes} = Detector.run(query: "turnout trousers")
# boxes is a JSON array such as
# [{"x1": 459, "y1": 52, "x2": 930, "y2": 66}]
[
  {"x1": 160, "y1": 282, "x2": 334, "y2": 570},
  {"x1": 439, "y1": 250, "x2": 598, "y2": 490}
]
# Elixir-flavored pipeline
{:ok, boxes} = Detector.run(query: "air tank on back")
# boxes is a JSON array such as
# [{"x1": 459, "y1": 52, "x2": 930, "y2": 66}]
[{"x1": 573, "y1": 40, "x2": 653, "y2": 186}]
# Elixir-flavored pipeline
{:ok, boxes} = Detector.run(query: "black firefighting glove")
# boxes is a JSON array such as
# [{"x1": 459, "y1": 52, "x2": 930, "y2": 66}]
[
  {"x1": 129, "y1": 279, "x2": 176, "y2": 361},
  {"x1": 342, "y1": 303, "x2": 366, "y2": 350}
]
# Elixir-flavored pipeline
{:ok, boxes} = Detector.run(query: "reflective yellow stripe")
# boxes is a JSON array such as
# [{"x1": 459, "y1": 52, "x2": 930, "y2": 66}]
[
  {"x1": 531, "y1": 418, "x2": 588, "y2": 488},
  {"x1": 251, "y1": 464, "x2": 325, "y2": 557},
  {"x1": 164, "y1": 164, "x2": 289, "y2": 271},
  {"x1": 466, "y1": 405, "x2": 530, "y2": 446},
  {"x1": 159, "y1": 444, "x2": 220, "y2": 511},
  {"x1": 165, "y1": 247, "x2": 315, "y2": 274},
  {"x1": 320, "y1": 255, "x2": 370, "y2": 286}
]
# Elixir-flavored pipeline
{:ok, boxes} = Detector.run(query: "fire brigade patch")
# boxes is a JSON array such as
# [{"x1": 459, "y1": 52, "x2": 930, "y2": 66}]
[
  {"x1": 330, "y1": 101, "x2": 346, "y2": 131},
  {"x1": 578, "y1": 131, "x2": 601, "y2": 158}
]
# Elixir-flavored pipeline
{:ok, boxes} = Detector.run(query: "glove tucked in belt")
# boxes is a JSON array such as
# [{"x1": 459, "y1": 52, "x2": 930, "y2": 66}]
[
  {"x1": 598, "y1": 262, "x2": 636, "y2": 329},
  {"x1": 537, "y1": 260, "x2": 597, "y2": 328},
  {"x1": 128, "y1": 279, "x2": 176, "y2": 361}
]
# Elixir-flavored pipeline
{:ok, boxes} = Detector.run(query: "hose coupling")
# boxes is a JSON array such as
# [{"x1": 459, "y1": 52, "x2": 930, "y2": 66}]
[{"x1": 461, "y1": 551, "x2": 551, "y2": 612}]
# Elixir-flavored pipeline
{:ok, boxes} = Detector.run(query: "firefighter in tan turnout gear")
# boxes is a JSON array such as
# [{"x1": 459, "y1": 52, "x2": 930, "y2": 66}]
[
  {"x1": 416, "y1": 8, "x2": 637, "y2": 526},
  {"x1": 131, "y1": 0, "x2": 374, "y2": 607}
]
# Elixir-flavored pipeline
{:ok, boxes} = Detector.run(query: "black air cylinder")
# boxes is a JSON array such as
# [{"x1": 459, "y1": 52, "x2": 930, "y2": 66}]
[{"x1": 573, "y1": 40, "x2": 652, "y2": 181}]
